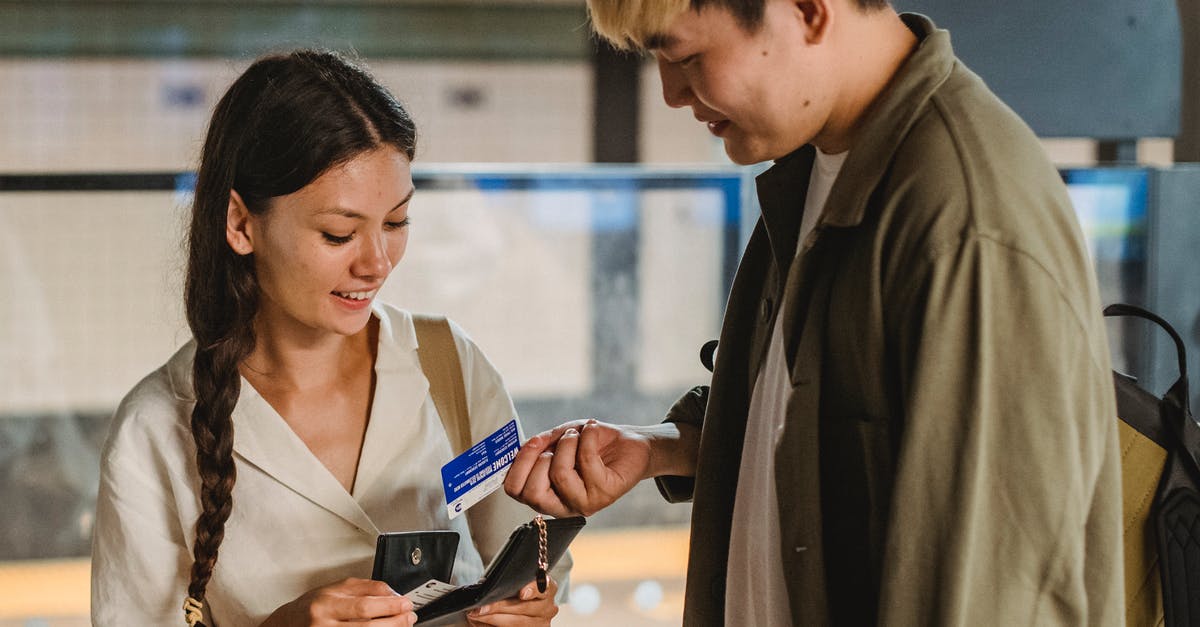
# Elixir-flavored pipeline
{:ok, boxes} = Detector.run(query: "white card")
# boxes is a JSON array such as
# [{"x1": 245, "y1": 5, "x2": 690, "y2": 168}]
[{"x1": 403, "y1": 579, "x2": 459, "y2": 610}]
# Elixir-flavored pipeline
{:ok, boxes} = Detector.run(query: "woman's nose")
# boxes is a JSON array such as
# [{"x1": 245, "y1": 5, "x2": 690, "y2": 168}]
[{"x1": 353, "y1": 232, "x2": 392, "y2": 279}]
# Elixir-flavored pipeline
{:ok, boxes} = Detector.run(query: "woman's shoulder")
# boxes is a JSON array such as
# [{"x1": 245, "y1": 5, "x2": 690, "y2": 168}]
[
  {"x1": 374, "y1": 301, "x2": 481, "y2": 359},
  {"x1": 105, "y1": 341, "x2": 197, "y2": 458}
]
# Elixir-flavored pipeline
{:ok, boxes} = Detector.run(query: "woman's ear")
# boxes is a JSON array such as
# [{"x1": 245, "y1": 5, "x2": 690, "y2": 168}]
[{"x1": 225, "y1": 190, "x2": 255, "y2": 255}]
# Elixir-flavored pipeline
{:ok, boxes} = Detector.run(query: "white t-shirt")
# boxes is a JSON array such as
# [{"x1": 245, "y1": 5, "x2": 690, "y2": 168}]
[
  {"x1": 91, "y1": 302, "x2": 563, "y2": 626},
  {"x1": 725, "y1": 148, "x2": 848, "y2": 626}
]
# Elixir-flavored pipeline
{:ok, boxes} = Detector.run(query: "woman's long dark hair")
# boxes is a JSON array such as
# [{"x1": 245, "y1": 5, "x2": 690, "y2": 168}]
[{"x1": 183, "y1": 49, "x2": 416, "y2": 623}]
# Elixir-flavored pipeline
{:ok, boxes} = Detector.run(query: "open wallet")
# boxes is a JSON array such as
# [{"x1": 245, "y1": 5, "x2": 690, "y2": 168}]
[
  {"x1": 372, "y1": 530, "x2": 461, "y2": 598},
  {"x1": 413, "y1": 516, "x2": 586, "y2": 626}
]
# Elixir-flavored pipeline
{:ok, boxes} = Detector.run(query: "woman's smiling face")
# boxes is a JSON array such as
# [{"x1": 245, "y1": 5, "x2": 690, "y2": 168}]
[{"x1": 232, "y1": 146, "x2": 414, "y2": 340}]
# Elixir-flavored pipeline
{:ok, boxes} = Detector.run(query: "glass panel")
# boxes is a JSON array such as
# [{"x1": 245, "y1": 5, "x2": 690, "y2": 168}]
[
  {"x1": 0, "y1": 166, "x2": 747, "y2": 562},
  {"x1": 1062, "y1": 167, "x2": 1150, "y2": 375}
]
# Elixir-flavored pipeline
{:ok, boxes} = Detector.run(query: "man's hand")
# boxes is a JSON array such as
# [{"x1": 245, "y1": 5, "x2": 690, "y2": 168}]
[{"x1": 504, "y1": 419, "x2": 696, "y2": 517}]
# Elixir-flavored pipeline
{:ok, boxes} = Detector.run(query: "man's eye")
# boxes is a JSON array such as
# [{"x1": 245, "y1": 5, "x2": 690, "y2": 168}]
[{"x1": 323, "y1": 232, "x2": 353, "y2": 245}]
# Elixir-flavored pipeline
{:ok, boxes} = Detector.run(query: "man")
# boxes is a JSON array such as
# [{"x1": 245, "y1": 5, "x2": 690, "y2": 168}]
[{"x1": 505, "y1": 1, "x2": 1123, "y2": 624}]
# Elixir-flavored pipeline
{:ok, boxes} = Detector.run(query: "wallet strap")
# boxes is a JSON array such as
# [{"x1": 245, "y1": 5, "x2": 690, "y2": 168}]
[{"x1": 412, "y1": 314, "x2": 472, "y2": 455}]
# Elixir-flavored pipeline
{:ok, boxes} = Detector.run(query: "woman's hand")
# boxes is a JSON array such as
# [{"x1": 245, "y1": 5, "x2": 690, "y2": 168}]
[
  {"x1": 260, "y1": 577, "x2": 417, "y2": 626},
  {"x1": 466, "y1": 577, "x2": 559, "y2": 626}
]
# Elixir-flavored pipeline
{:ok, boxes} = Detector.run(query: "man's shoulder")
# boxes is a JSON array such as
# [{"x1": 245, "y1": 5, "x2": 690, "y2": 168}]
[{"x1": 879, "y1": 61, "x2": 1074, "y2": 248}]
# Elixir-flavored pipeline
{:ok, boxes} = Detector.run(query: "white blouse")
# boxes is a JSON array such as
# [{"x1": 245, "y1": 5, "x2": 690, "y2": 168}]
[{"x1": 91, "y1": 302, "x2": 563, "y2": 626}]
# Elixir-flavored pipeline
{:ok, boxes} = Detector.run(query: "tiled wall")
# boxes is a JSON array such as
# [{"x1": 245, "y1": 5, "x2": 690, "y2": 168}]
[{"x1": 0, "y1": 58, "x2": 593, "y2": 172}]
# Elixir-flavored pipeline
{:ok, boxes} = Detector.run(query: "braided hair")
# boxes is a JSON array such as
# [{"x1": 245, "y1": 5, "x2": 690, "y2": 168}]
[{"x1": 182, "y1": 49, "x2": 416, "y2": 624}]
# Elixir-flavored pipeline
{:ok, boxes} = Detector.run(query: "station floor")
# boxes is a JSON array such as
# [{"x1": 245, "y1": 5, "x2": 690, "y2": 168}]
[{"x1": 0, "y1": 525, "x2": 689, "y2": 626}]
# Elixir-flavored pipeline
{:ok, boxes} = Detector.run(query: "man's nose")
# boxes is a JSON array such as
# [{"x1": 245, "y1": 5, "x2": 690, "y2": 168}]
[{"x1": 658, "y1": 59, "x2": 694, "y2": 109}]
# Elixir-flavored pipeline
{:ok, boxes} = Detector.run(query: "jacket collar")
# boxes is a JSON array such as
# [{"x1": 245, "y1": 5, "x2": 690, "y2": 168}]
[
  {"x1": 823, "y1": 13, "x2": 954, "y2": 228},
  {"x1": 165, "y1": 303, "x2": 429, "y2": 534},
  {"x1": 755, "y1": 12, "x2": 954, "y2": 250},
  {"x1": 755, "y1": 145, "x2": 815, "y2": 289}
]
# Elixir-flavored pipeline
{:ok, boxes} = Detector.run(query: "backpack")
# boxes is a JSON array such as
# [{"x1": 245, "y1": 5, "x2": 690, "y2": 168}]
[{"x1": 1107, "y1": 303, "x2": 1200, "y2": 627}]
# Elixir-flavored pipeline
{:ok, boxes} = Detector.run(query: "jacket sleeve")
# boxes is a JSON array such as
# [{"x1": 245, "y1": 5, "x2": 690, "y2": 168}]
[
  {"x1": 91, "y1": 405, "x2": 197, "y2": 627},
  {"x1": 450, "y1": 320, "x2": 572, "y2": 601},
  {"x1": 655, "y1": 385, "x2": 709, "y2": 503},
  {"x1": 876, "y1": 234, "x2": 1123, "y2": 625}
]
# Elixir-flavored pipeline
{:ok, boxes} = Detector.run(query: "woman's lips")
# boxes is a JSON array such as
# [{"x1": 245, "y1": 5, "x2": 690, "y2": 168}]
[{"x1": 331, "y1": 289, "x2": 376, "y2": 310}]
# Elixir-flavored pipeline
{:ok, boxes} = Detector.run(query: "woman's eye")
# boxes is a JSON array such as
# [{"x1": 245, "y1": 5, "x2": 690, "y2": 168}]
[
  {"x1": 384, "y1": 218, "x2": 411, "y2": 231},
  {"x1": 323, "y1": 232, "x2": 354, "y2": 245}
]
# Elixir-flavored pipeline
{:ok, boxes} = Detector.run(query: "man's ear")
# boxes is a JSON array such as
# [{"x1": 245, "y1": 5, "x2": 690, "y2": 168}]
[
  {"x1": 795, "y1": 0, "x2": 833, "y2": 44},
  {"x1": 225, "y1": 189, "x2": 256, "y2": 255}
]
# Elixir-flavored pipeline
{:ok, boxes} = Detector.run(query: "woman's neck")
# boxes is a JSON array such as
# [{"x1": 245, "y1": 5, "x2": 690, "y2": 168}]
[{"x1": 241, "y1": 313, "x2": 377, "y2": 393}]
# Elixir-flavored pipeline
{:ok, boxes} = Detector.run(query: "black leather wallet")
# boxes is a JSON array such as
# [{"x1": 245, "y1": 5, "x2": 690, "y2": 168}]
[
  {"x1": 372, "y1": 530, "x2": 460, "y2": 597},
  {"x1": 415, "y1": 516, "x2": 586, "y2": 626}
]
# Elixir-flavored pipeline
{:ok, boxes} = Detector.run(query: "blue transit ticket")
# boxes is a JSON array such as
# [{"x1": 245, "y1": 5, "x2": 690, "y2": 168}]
[{"x1": 441, "y1": 419, "x2": 521, "y2": 520}]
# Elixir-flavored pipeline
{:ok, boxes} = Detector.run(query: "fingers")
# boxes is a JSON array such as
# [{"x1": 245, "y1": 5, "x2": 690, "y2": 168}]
[
  {"x1": 330, "y1": 593, "x2": 413, "y2": 622},
  {"x1": 527, "y1": 450, "x2": 575, "y2": 517},
  {"x1": 574, "y1": 419, "x2": 609, "y2": 487},
  {"x1": 362, "y1": 612, "x2": 418, "y2": 626},
  {"x1": 468, "y1": 578, "x2": 559, "y2": 625},
  {"x1": 504, "y1": 433, "x2": 549, "y2": 499},
  {"x1": 504, "y1": 420, "x2": 591, "y2": 498},
  {"x1": 505, "y1": 440, "x2": 574, "y2": 518},
  {"x1": 547, "y1": 428, "x2": 588, "y2": 511},
  {"x1": 336, "y1": 578, "x2": 399, "y2": 596},
  {"x1": 318, "y1": 579, "x2": 413, "y2": 622}
]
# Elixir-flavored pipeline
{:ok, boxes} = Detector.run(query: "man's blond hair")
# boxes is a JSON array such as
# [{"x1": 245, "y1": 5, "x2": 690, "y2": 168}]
[
  {"x1": 587, "y1": 0, "x2": 890, "y2": 50},
  {"x1": 586, "y1": 0, "x2": 693, "y2": 50}
]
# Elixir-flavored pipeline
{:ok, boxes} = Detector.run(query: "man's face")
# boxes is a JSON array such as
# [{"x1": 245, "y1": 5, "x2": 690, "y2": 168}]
[{"x1": 650, "y1": 0, "x2": 835, "y2": 164}]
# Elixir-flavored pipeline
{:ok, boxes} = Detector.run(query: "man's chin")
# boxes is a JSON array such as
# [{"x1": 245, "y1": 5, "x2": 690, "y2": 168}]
[
  {"x1": 724, "y1": 136, "x2": 809, "y2": 165},
  {"x1": 723, "y1": 142, "x2": 775, "y2": 166}
]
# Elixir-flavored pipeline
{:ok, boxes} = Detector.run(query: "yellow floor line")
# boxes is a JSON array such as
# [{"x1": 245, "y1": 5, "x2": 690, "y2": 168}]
[
  {"x1": 0, "y1": 525, "x2": 690, "y2": 619},
  {"x1": 0, "y1": 558, "x2": 90, "y2": 618}
]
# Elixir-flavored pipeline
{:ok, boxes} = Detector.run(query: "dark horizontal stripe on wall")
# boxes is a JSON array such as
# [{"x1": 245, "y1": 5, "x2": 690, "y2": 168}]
[
  {"x1": 1, "y1": 171, "x2": 745, "y2": 193},
  {"x1": 0, "y1": 1, "x2": 591, "y2": 61},
  {"x1": 0, "y1": 172, "x2": 190, "y2": 192}
]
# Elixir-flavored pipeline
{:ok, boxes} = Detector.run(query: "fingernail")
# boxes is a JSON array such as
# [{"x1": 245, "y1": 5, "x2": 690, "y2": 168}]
[
  {"x1": 520, "y1": 586, "x2": 534, "y2": 600},
  {"x1": 564, "y1": 428, "x2": 578, "y2": 437},
  {"x1": 476, "y1": 604, "x2": 490, "y2": 615}
]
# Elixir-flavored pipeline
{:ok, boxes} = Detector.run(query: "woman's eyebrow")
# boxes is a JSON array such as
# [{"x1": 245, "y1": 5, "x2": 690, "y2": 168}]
[{"x1": 313, "y1": 188, "x2": 415, "y2": 219}]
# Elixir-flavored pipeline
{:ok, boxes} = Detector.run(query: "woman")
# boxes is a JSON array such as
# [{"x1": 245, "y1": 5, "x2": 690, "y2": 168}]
[{"x1": 91, "y1": 50, "x2": 563, "y2": 626}]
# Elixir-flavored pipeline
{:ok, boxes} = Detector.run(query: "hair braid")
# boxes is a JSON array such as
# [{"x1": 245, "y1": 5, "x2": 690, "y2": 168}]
[{"x1": 183, "y1": 204, "x2": 259, "y2": 619}]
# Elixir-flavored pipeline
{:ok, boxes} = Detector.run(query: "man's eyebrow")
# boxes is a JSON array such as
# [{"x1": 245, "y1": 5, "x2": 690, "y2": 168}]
[
  {"x1": 313, "y1": 188, "x2": 415, "y2": 219},
  {"x1": 644, "y1": 33, "x2": 676, "y2": 50}
]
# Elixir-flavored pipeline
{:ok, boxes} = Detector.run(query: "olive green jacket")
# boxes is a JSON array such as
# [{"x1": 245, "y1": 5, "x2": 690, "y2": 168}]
[{"x1": 658, "y1": 14, "x2": 1122, "y2": 626}]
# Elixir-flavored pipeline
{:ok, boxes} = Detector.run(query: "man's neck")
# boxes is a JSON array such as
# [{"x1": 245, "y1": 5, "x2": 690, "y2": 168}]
[{"x1": 812, "y1": 9, "x2": 918, "y2": 154}]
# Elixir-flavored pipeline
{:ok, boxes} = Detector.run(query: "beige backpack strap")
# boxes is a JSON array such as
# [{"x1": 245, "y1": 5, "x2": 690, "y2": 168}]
[{"x1": 412, "y1": 314, "x2": 472, "y2": 455}]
